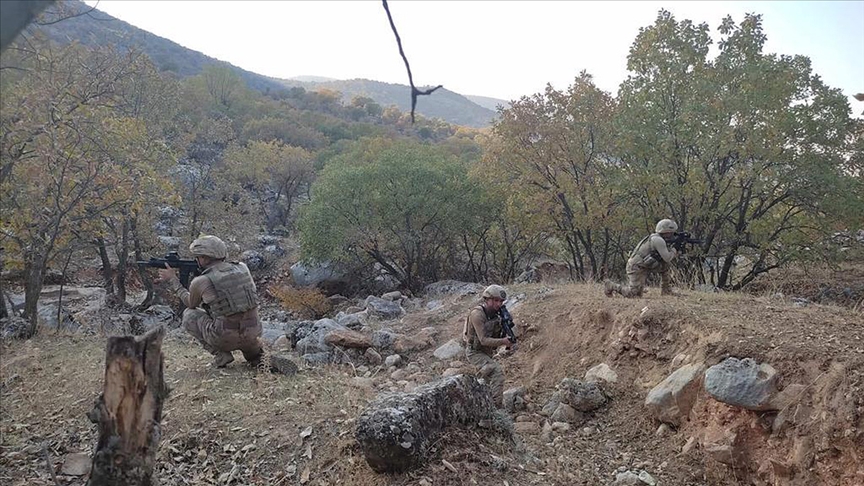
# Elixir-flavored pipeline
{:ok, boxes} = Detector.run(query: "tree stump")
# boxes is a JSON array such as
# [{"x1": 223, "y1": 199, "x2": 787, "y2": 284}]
[{"x1": 86, "y1": 327, "x2": 168, "y2": 486}]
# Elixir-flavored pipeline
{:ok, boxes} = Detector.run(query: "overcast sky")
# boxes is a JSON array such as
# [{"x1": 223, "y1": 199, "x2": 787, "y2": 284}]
[{"x1": 83, "y1": 1, "x2": 863, "y2": 109}]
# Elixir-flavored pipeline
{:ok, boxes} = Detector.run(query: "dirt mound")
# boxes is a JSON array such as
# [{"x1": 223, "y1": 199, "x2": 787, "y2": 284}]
[{"x1": 1, "y1": 282, "x2": 861, "y2": 485}]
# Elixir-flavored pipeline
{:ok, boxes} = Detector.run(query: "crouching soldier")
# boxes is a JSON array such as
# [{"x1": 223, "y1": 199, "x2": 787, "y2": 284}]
[
  {"x1": 159, "y1": 235, "x2": 263, "y2": 368},
  {"x1": 463, "y1": 284, "x2": 517, "y2": 407},
  {"x1": 605, "y1": 219, "x2": 679, "y2": 298}
]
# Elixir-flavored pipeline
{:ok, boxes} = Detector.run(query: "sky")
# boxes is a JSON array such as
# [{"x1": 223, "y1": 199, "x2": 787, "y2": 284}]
[{"x1": 82, "y1": 0, "x2": 864, "y2": 109}]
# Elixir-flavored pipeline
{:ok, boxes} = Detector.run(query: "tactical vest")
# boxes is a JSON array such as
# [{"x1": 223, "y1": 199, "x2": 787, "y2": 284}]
[
  {"x1": 201, "y1": 261, "x2": 258, "y2": 317},
  {"x1": 630, "y1": 233, "x2": 665, "y2": 270},
  {"x1": 463, "y1": 305, "x2": 502, "y2": 352}
]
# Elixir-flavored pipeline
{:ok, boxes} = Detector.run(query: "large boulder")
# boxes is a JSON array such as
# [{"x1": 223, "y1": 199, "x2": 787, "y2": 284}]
[
  {"x1": 241, "y1": 250, "x2": 266, "y2": 272},
  {"x1": 558, "y1": 378, "x2": 607, "y2": 412},
  {"x1": 364, "y1": 296, "x2": 404, "y2": 320},
  {"x1": 355, "y1": 374, "x2": 499, "y2": 473},
  {"x1": 324, "y1": 328, "x2": 372, "y2": 349},
  {"x1": 290, "y1": 260, "x2": 347, "y2": 288},
  {"x1": 704, "y1": 358, "x2": 779, "y2": 411},
  {"x1": 294, "y1": 318, "x2": 345, "y2": 354},
  {"x1": 644, "y1": 363, "x2": 705, "y2": 426},
  {"x1": 433, "y1": 339, "x2": 464, "y2": 360}
]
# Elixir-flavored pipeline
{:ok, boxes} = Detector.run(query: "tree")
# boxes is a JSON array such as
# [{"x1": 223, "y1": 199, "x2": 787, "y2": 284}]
[
  {"x1": 202, "y1": 64, "x2": 241, "y2": 108},
  {"x1": 0, "y1": 38, "x2": 169, "y2": 334},
  {"x1": 220, "y1": 140, "x2": 314, "y2": 233},
  {"x1": 616, "y1": 11, "x2": 862, "y2": 288},
  {"x1": 298, "y1": 140, "x2": 477, "y2": 292},
  {"x1": 488, "y1": 72, "x2": 623, "y2": 280}
]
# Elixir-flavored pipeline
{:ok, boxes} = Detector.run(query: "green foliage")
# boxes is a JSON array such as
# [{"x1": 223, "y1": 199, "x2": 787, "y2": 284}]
[{"x1": 298, "y1": 139, "x2": 479, "y2": 291}]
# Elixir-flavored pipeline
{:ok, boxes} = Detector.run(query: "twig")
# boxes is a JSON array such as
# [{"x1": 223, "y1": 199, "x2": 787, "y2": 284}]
[
  {"x1": 381, "y1": 0, "x2": 442, "y2": 123},
  {"x1": 41, "y1": 442, "x2": 60, "y2": 486},
  {"x1": 35, "y1": 1, "x2": 101, "y2": 26}
]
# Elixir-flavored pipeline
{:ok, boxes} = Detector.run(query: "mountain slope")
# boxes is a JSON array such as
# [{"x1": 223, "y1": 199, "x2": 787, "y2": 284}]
[
  {"x1": 279, "y1": 78, "x2": 497, "y2": 128},
  {"x1": 27, "y1": 1, "x2": 498, "y2": 128},
  {"x1": 465, "y1": 94, "x2": 510, "y2": 112}
]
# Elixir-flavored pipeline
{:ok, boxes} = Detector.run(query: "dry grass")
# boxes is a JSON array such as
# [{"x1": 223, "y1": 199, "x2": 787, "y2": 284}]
[{"x1": 1, "y1": 279, "x2": 862, "y2": 485}]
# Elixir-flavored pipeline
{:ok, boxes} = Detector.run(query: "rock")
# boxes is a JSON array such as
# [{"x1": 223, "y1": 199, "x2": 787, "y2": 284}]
[
  {"x1": 423, "y1": 280, "x2": 484, "y2": 297},
  {"x1": 324, "y1": 328, "x2": 372, "y2": 349},
  {"x1": 670, "y1": 353, "x2": 690, "y2": 369},
  {"x1": 611, "y1": 471, "x2": 642, "y2": 485},
  {"x1": 513, "y1": 422, "x2": 540, "y2": 435},
  {"x1": 638, "y1": 471, "x2": 657, "y2": 485},
  {"x1": 263, "y1": 244, "x2": 285, "y2": 258},
  {"x1": 336, "y1": 311, "x2": 368, "y2": 330},
  {"x1": 260, "y1": 327, "x2": 285, "y2": 345},
  {"x1": 384, "y1": 354, "x2": 402, "y2": 368},
  {"x1": 364, "y1": 348, "x2": 383, "y2": 365},
  {"x1": 241, "y1": 250, "x2": 266, "y2": 271},
  {"x1": 644, "y1": 363, "x2": 705, "y2": 426},
  {"x1": 393, "y1": 329, "x2": 436, "y2": 354},
  {"x1": 425, "y1": 300, "x2": 443, "y2": 311},
  {"x1": 258, "y1": 235, "x2": 281, "y2": 247},
  {"x1": 295, "y1": 318, "x2": 345, "y2": 354},
  {"x1": 433, "y1": 339, "x2": 464, "y2": 360},
  {"x1": 541, "y1": 421, "x2": 554, "y2": 442},
  {"x1": 702, "y1": 428, "x2": 743, "y2": 466},
  {"x1": 540, "y1": 391, "x2": 562, "y2": 417},
  {"x1": 1, "y1": 316, "x2": 29, "y2": 339},
  {"x1": 442, "y1": 368, "x2": 462, "y2": 377},
  {"x1": 681, "y1": 436, "x2": 698, "y2": 455},
  {"x1": 381, "y1": 291, "x2": 404, "y2": 302},
  {"x1": 354, "y1": 374, "x2": 499, "y2": 473},
  {"x1": 551, "y1": 422, "x2": 570, "y2": 433},
  {"x1": 269, "y1": 354, "x2": 299, "y2": 375},
  {"x1": 558, "y1": 378, "x2": 607, "y2": 412},
  {"x1": 290, "y1": 260, "x2": 347, "y2": 288},
  {"x1": 140, "y1": 305, "x2": 175, "y2": 331},
  {"x1": 550, "y1": 403, "x2": 583, "y2": 424},
  {"x1": 372, "y1": 330, "x2": 398, "y2": 350},
  {"x1": 391, "y1": 369, "x2": 408, "y2": 381},
  {"x1": 352, "y1": 377, "x2": 374, "y2": 390},
  {"x1": 502, "y1": 387, "x2": 526, "y2": 413},
  {"x1": 364, "y1": 296, "x2": 404, "y2": 320},
  {"x1": 273, "y1": 335, "x2": 291, "y2": 350},
  {"x1": 584, "y1": 363, "x2": 618, "y2": 383},
  {"x1": 704, "y1": 357, "x2": 779, "y2": 411},
  {"x1": 60, "y1": 452, "x2": 91, "y2": 476}
]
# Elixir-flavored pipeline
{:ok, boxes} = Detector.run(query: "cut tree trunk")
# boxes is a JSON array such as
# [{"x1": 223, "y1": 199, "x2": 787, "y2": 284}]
[{"x1": 86, "y1": 327, "x2": 168, "y2": 486}]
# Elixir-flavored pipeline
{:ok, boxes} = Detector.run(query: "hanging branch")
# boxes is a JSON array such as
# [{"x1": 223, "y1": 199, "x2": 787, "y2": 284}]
[{"x1": 382, "y1": 0, "x2": 442, "y2": 124}]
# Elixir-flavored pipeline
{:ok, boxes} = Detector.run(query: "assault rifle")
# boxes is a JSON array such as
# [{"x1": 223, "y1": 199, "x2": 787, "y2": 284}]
[
  {"x1": 136, "y1": 251, "x2": 200, "y2": 289},
  {"x1": 498, "y1": 304, "x2": 517, "y2": 345},
  {"x1": 671, "y1": 231, "x2": 704, "y2": 252}
]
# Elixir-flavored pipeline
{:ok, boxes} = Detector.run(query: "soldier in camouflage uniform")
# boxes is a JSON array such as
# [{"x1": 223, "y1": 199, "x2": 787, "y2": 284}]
[
  {"x1": 159, "y1": 235, "x2": 263, "y2": 368},
  {"x1": 605, "y1": 219, "x2": 679, "y2": 298},
  {"x1": 463, "y1": 284, "x2": 517, "y2": 407}
]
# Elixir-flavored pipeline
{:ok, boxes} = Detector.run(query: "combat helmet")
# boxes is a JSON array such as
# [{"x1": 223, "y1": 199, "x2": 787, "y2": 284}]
[
  {"x1": 482, "y1": 284, "x2": 507, "y2": 301},
  {"x1": 189, "y1": 235, "x2": 228, "y2": 259},
  {"x1": 655, "y1": 219, "x2": 678, "y2": 234}
]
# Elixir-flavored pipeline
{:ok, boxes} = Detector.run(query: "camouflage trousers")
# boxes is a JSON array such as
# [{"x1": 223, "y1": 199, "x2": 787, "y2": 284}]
[
  {"x1": 607, "y1": 258, "x2": 673, "y2": 298},
  {"x1": 465, "y1": 348, "x2": 505, "y2": 407},
  {"x1": 182, "y1": 308, "x2": 263, "y2": 363}
]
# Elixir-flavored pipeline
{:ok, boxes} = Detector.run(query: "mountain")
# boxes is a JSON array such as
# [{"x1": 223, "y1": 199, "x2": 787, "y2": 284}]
[
  {"x1": 465, "y1": 94, "x2": 510, "y2": 112},
  {"x1": 278, "y1": 78, "x2": 497, "y2": 128},
  {"x1": 25, "y1": 1, "x2": 498, "y2": 128}
]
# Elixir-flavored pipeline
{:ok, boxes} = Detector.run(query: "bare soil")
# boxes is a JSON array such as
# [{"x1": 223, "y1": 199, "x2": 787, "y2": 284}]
[{"x1": 1, "y1": 282, "x2": 862, "y2": 485}]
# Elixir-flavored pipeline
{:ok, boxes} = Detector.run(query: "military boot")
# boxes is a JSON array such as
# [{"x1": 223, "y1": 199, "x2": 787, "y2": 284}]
[
  {"x1": 604, "y1": 281, "x2": 621, "y2": 297},
  {"x1": 213, "y1": 351, "x2": 235, "y2": 368}
]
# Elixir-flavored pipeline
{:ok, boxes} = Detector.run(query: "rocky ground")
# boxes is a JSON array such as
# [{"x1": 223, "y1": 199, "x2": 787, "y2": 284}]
[{"x1": 1, "y1": 279, "x2": 863, "y2": 486}]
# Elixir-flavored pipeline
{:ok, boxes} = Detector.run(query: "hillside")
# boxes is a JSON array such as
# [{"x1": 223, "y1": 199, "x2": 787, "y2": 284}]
[
  {"x1": 28, "y1": 1, "x2": 498, "y2": 128},
  {"x1": 1, "y1": 280, "x2": 861, "y2": 485},
  {"x1": 277, "y1": 78, "x2": 498, "y2": 129},
  {"x1": 465, "y1": 94, "x2": 511, "y2": 112}
]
